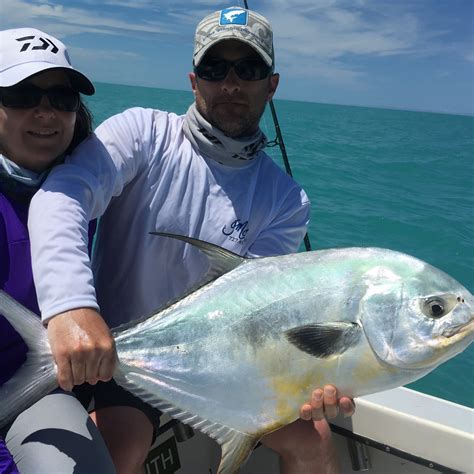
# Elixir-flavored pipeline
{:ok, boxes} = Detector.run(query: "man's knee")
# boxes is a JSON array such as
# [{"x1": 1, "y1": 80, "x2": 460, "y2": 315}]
[{"x1": 93, "y1": 406, "x2": 154, "y2": 472}]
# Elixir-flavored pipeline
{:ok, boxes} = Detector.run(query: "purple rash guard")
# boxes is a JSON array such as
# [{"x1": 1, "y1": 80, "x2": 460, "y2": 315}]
[
  {"x1": 0, "y1": 181, "x2": 96, "y2": 474},
  {"x1": 0, "y1": 186, "x2": 33, "y2": 474},
  {"x1": 0, "y1": 186, "x2": 96, "y2": 383},
  {"x1": 0, "y1": 190, "x2": 38, "y2": 386},
  {"x1": 0, "y1": 441, "x2": 16, "y2": 474}
]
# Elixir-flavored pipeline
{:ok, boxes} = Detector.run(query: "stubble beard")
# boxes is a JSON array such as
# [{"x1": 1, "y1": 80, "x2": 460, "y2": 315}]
[{"x1": 197, "y1": 100, "x2": 265, "y2": 139}]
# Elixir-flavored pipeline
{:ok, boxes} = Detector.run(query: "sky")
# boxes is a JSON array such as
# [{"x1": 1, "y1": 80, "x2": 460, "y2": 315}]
[{"x1": 2, "y1": 0, "x2": 473, "y2": 115}]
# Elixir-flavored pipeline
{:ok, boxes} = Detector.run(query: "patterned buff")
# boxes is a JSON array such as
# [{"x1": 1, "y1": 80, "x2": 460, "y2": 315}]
[{"x1": 182, "y1": 102, "x2": 267, "y2": 168}]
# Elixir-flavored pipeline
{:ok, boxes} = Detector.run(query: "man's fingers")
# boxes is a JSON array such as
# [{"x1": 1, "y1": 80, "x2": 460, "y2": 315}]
[
  {"x1": 311, "y1": 388, "x2": 325, "y2": 421},
  {"x1": 97, "y1": 351, "x2": 117, "y2": 382},
  {"x1": 71, "y1": 353, "x2": 87, "y2": 387},
  {"x1": 302, "y1": 385, "x2": 355, "y2": 423},
  {"x1": 84, "y1": 342, "x2": 117, "y2": 385},
  {"x1": 299, "y1": 403, "x2": 312, "y2": 421},
  {"x1": 340, "y1": 397, "x2": 356, "y2": 418},
  {"x1": 84, "y1": 351, "x2": 101, "y2": 386},
  {"x1": 323, "y1": 385, "x2": 338, "y2": 419},
  {"x1": 55, "y1": 356, "x2": 74, "y2": 392},
  {"x1": 47, "y1": 309, "x2": 118, "y2": 389}
]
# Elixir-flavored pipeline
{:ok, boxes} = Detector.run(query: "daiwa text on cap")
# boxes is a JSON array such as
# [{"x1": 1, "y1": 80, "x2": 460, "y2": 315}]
[{"x1": 0, "y1": 28, "x2": 94, "y2": 94}]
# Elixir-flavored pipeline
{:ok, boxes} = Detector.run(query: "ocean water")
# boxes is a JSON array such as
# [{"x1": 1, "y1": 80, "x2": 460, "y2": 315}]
[{"x1": 86, "y1": 82, "x2": 474, "y2": 408}]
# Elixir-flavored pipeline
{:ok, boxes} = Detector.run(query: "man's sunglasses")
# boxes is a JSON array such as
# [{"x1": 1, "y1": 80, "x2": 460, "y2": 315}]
[
  {"x1": 0, "y1": 84, "x2": 80, "y2": 112},
  {"x1": 194, "y1": 58, "x2": 272, "y2": 82}
]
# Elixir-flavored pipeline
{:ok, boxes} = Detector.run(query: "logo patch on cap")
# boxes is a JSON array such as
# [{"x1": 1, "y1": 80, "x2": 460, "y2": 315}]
[
  {"x1": 219, "y1": 8, "x2": 248, "y2": 26},
  {"x1": 16, "y1": 35, "x2": 59, "y2": 54}
]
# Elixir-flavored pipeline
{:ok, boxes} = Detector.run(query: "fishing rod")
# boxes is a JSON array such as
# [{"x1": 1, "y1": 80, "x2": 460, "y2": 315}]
[{"x1": 243, "y1": 0, "x2": 312, "y2": 252}]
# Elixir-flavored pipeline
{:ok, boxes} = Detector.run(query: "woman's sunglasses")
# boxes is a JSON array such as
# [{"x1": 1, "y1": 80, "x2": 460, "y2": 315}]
[
  {"x1": 0, "y1": 84, "x2": 80, "y2": 112},
  {"x1": 194, "y1": 58, "x2": 272, "y2": 82}
]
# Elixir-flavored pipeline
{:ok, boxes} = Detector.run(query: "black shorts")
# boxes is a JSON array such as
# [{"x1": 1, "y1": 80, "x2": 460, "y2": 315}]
[{"x1": 74, "y1": 379, "x2": 162, "y2": 441}]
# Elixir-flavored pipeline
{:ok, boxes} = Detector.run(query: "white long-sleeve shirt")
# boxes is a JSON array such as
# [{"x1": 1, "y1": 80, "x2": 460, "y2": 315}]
[{"x1": 29, "y1": 107, "x2": 310, "y2": 327}]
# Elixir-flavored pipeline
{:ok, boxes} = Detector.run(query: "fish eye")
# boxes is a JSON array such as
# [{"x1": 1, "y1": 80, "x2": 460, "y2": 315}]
[{"x1": 421, "y1": 296, "x2": 454, "y2": 319}]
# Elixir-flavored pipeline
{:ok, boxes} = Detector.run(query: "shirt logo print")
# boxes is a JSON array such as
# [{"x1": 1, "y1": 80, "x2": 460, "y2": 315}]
[{"x1": 222, "y1": 219, "x2": 249, "y2": 243}]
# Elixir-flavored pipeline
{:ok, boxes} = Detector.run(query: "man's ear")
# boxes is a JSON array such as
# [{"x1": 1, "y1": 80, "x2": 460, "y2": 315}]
[
  {"x1": 267, "y1": 73, "x2": 280, "y2": 102},
  {"x1": 189, "y1": 72, "x2": 198, "y2": 97}
]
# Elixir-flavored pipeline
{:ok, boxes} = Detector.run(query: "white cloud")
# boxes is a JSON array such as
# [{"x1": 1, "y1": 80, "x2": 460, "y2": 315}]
[
  {"x1": 71, "y1": 46, "x2": 141, "y2": 63},
  {"x1": 267, "y1": 4, "x2": 419, "y2": 60},
  {"x1": 3, "y1": 0, "x2": 172, "y2": 38},
  {"x1": 255, "y1": 0, "x2": 469, "y2": 85}
]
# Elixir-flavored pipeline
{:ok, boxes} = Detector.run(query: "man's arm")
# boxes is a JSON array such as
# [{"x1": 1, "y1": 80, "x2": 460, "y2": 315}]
[
  {"x1": 29, "y1": 108, "x2": 155, "y2": 321},
  {"x1": 28, "y1": 108, "x2": 157, "y2": 389}
]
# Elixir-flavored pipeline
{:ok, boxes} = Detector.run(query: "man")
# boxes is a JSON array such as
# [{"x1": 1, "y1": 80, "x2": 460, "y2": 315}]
[{"x1": 29, "y1": 7, "x2": 354, "y2": 474}]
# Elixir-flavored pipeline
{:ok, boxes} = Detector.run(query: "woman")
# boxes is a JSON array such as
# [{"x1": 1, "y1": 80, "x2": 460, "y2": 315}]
[{"x1": 0, "y1": 28, "x2": 115, "y2": 474}]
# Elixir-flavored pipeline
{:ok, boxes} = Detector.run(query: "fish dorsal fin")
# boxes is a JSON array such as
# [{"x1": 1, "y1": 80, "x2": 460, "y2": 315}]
[
  {"x1": 285, "y1": 322, "x2": 362, "y2": 358},
  {"x1": 114, "y1": 233, "x2": 247, "y2": 333},
  {"x1": 114, "y1": 371, "x2": 258, "y2": 473},
  {"x1": 151, "y1": 232, "x2": 247, "y2": 281}
]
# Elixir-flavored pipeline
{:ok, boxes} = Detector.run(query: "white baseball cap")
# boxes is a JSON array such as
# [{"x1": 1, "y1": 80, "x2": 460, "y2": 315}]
[
  {"x1": 0, "y1": 28, "x2": 94, "y2": 95},
  {"x1": 193, "y1": 7, "x2": 274, "y2": 68}
]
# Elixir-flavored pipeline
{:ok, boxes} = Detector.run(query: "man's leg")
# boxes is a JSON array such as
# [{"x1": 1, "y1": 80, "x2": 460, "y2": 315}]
[
  {"x1": 89, "y1": 380, "x2": 159, "y2": 474},
  {"x1": 91, "y1": 406, "x2": 154, "y2": 474}
]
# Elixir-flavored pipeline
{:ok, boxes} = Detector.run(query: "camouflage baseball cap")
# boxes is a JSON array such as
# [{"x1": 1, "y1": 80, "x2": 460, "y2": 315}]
[{"x1": 193, "y1": 7, "x2": 274, "y2": 67}]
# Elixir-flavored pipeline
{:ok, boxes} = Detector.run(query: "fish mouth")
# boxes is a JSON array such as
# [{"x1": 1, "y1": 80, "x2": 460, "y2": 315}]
[{"x1": 442, "y1": 318, "x2": 474, "y2": 338}]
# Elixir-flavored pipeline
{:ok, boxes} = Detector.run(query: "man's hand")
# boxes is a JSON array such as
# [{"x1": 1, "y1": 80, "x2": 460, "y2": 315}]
[
  {"x1": 300, "y1": 384, "x2": 355, "y2": 421},
  {"x1": 262, "y1": 384, "x2": 354, "y2": 473},
  {"x1": 46, "y1": 308, "x2": 117, "y2": 391}
]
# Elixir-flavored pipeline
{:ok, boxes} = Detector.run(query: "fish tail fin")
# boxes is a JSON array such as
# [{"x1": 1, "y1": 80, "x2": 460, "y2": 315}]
[{"x1": 0, "y1": 290, "x2": 57, "y2": 428}]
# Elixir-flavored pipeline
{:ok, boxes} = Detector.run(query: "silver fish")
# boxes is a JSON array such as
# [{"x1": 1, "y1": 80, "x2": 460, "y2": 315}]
[{"x1": 1, "y1": 233, "x2": 473, "y2": 473}]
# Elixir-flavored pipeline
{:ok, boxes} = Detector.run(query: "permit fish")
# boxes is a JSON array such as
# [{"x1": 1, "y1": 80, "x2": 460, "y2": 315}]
[{"x1": 1, "y1": 233, "x2": 473, "y2": 473}]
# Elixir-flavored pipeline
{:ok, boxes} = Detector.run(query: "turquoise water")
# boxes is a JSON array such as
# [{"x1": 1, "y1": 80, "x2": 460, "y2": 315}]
[{"x1": 86, "y1": 82, "x2": 474, "y2": 408}]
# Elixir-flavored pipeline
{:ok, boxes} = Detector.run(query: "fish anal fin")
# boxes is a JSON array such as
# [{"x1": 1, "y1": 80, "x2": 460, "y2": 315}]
[
  {"x1": 115, "y1": 371, "x2": 258, "y2": 473},
  {"x1": 285, "y1": 322, "x2": 361, "y2": 358},
  {"x1": 218, "y1": 431, "x2": 260, "y2": 474}
]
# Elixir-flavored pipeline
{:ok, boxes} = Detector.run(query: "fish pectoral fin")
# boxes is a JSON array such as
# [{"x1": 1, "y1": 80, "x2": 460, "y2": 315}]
[
  {"x1": 218, "y1": 431, "x2": 260, "y2": 474},
  {"x1": 150, "y1": 232, "x2": 246, "y2": 281},
  {"x1": 285, "y1": 322, "x2": 362, "y2": 358}
]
